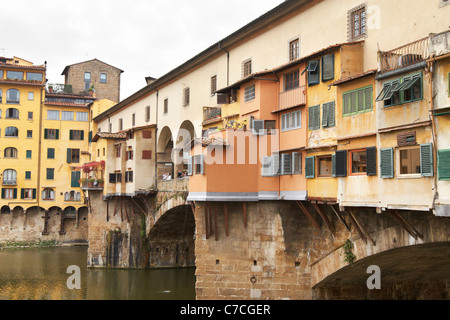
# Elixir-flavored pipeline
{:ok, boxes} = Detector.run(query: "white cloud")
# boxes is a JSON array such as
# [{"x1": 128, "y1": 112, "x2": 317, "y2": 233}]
[{"x1": 0, "y1": 0, "x2": 284, "y2": 99}]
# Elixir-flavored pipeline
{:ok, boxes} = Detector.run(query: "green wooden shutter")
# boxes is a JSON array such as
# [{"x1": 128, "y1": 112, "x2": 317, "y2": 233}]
[
  {"x1": 335, "y1": 150, "x2": 347, "y2": 177},
  {"x1": 48, "y1": 148, "x2": 55, "y2": 159},
  {"x1": 380, "y1": 148, "x2": 394, "y2": 178},
  {"x1": 69, "y1": 130, "x2": 74, "y2": 140},
  {"x1": 44, "y1": 129, "x2": 48, "y2": 139},
  {"x1": 343, "y1": 93, "x2": 350, "y2": 116},
  {"x1": 55, "y1": 129, "x2": 60, "y2": 140},
  {"x1": 80, "y1": 130, "x2": 85, "y2": 141},
  {"x1": 32, "y1": 189, "x2": 36, "y2": 200},
  {"x1": 21, "y1": 188, "x2": 25, "y2": 200},
  {"x1": 305, "y1": 156, "x2": 315, "y2": 179},
  {"x1": 332, "y1": 154, "x2": 336, "y2": 177},
  {"x1": 71, "y1": 171, "x2": 81, "y2": 188},
  {"x1": 322, "y1": 103, "x2": 329, "y2": 128},
  {"x1": 357, "y1": 89, "x2": 365, "y2": 112},
  {"x1": 366, "y1": 147, "x2": 377, "y2": 176},
  {"x1": 308, "y1": 107, "x2": 314, "y2": 130},
  {"x1": 314, "y1": 105, "x2": 320, "y2": 130},
  {"x1": 438, "y1": 150, "x2": 450, "y2": 181},
  {"x1": 1, "y1": 189, "x2": 5, "y2": 199},
  {"x1": 420, "y1": 143, "x2": 434, "y2": 177},
  {"x1": 67, "y1": 148, "x2": 72, "y2": 163},
  {"x1": 350, "y1": 91, "x2": 357, "y2": 114},
  {"x1": 13, "y1": 188, "x2": 17, "y2": 199},
  {"x1": 365, "y1": 86, "x2": 373, "y2": 110},
  {"x1": 328, "y1": 101, "x2": 335, "y2": 127},
  {"x1": 89, "y1": 131, "x2": 93, "y2": 143}
]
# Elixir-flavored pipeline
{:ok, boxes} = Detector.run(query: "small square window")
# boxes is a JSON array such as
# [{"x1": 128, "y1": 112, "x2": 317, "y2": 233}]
[
  {"x1": 350, "y1": 149, "x2": 367, "y2": 175},
  {"x1": 27, "y1": 130, "x2": 33, "y2": 138},
  {"x1": 28, "y1": 92, "x2": 34, "y2": 101},
  {"x1": 100, "y1": 73, "x2": 107, "y2": 83},
  {"x1": 245, "y1": 84, "x2": 255, "y2": 102},
  {"x1": 289, "y1": 39, "x2": 300, "y2": 61},
  {"x1": 243, "y1": 60, "x2": 252, "y2": 78},
  {"x1": 318, "y1": 156, "x2": 332, "y2": 177},
  {"x1": 28, "y1": 112, "x2": 33, "y2": 120},
  {"x1": 399, "y1": 147, "x2": 421, "y2": 175}
]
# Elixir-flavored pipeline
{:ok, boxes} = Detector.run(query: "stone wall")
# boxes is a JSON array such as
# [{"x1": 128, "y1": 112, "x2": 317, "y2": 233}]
[{"x1": 0, "y1": 208, "x2": 88, "y2": 245}]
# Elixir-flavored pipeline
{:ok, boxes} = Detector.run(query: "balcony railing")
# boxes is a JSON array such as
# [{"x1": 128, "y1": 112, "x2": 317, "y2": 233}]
[
  {"x1": 379, "y1": 37, "x2": 429, "y2": 73},
  {"x1": 279, "y1": 85, "x2": 306, "y2": 111},
  {"x1": 2, "y1": 180, "x2": 17, "y2": 186},
  {"x1": 47, "y1": 83, "x2": 73, "y2": 94},
  {"x1": 203, "y1": 107, "x2": 222, "y2": 122}
]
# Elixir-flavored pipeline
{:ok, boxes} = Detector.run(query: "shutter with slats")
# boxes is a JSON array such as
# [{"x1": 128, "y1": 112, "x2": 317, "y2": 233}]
[
  {"x1": 350, "y1": 91, "x2": 357, "y2": 114},
  {"x1": 366, "y1": 147, "x2": 377, "y2": 176},
  {"x1": 293, "y1": 152, "x2": 302, "y2": 175},
  {"x1": 328, "y1": 101, "x2": 335, "y2": 127},
  {"x1": 380, "y1": 148, "x2": 394, "y2": 178},
  {"x1": 109, "y1": 173, "x2": 116, "y2": 183},
  {"x1": 332, "y1": 154, "x2": 336, "y2": 177},
  {"x1": 438, "y1": 149, "x2": 450, "y2": 181},
  {"x1": 335, "y1": 150, "x2": 347, "y2": 177},
  {"x1": 199, "y1": 154, "x2": 204, "y2": 175},
  {"x1": 272, "y1": 154, "x2": 281, "y2": 176},
  {"x1": 420, "y1": 143, "x2": 434, "y2": 177},
  {"x1": 305, "y1": 156, "x2": 315, "y2": 179},
  {"x1": 187, "y1": 156, "x2": 193, "y2": 176},
  {"x1": 32, "y1": 189, "x2": 36, "y2": 200},
  {"x1": 314, "y1": 105, "x2": 320, "y2": 130},
  {"x1": 67, "y1": 149, "x2": 72, "y2": 163},
  {"x1": 365, "y1": 86, "x2": 373, "y2": 110},
  {"x1": 1, "y1": 189, "x2": 5, "y2": 199},
  {"x1": 322, "y1": 103, "x2": 329, "y2": 127},
  {"x1": 308, "y1": 107, "x2": 314, "y2": 130},
  {"x1": 357, "y1": 89, "x2": 365, "y2": 112},
  {"x1": 281, "y1": 154, "x2": 292, "y2": 175},
  {"x1": 343, "y1": 93, "x2": 351, "y2": 115},
  {"x1": 262, "y1": 156, "x2": 272, "y2": 177}
]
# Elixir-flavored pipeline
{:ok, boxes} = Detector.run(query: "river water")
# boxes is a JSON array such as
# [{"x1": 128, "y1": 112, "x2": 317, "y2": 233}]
[{"x1": 0, "y1": 246, "x2": 195, "y2": 300}]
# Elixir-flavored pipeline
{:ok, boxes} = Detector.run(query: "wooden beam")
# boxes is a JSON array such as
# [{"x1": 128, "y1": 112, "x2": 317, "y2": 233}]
[
  {"x1": 113, "y1": 196, "x2": 118, "y2": 217},
  {"x1": 189, "y1": 201, "x2": 196, "y2": 215},
  {"x1": 345, "y1": 210, "x2": 367, "y2": 244},
  {"x1": 347, "y1": 209, "x2": 376, "y2": 246},
  {"x1": 330, "y1": 205, "x2": 351, "y2": 232},
  {"x1": 312, "y1": 203, "x2": 335, "y2": 236},
  {"x1": 132, "y1": 198, "x2": 147, "y2": 215},
  {"x1": 224, "y1": 203, "x2": 229, "y2": 237},
  {"x1": 124, "y1": 198, "x2": 130, "y2": 223},
  {"x1": 296, "y1": 201, "x2": 321, "y2": 229},
  {"x1": 390, "y1": 210, "x2": 423, "y2": 240},
  {"x1": 243, "y1": 202, "x2": 247, "y2": 229}
]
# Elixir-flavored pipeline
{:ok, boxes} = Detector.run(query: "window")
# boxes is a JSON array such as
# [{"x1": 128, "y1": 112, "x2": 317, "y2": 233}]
[
  {"x1": 6, "y1": 71, "x2": 23, "y2": 80},
  {"x1": 318, "y1": 155, "x2": 333, "y2": 177},
  {"x1": 189, "y1": 155, "x2": 204, "y2": 175},
  {"x1": 44, "y1": 129, "x2": 60, "y2": 140},
  {"x1": 6, "y1": 89, "x2": 20, "y2": 104},
  {"x1": 322, "y1": 54, "x2": 335, "y2": 82},
  {"x1": 28, "y1": 112, "x2": 33, "y2": 120},
  {"x1": 27, "y1": 130, "x2": 32, "y2": 138},
  {"x1": 399, "y1": 147, "x2": 421, "y2": 175},
  {"x1": 5, "y1": 127, "x2": 18, "y2": 137},
  {"x1": 322, "y1": 101, "x2": 336, "y2": 128},
  {"x1": 100, "y1": 73, "x2": 107, "y2": 83},
  {"x1": 5, "y1": 108, "x2": 19, "y2": 119},
  {"x1": 145, "y1": 106, "x2": 151, "y2": 122},
  {"x1": 4, "y1": 148, "x2": 18, "y2": 158},
  {"x1": 293, "y1": 152, "x2": 302, "y2": 175},
  {"x1": 47, "y1": 110, "x2": 60, "y2": 120},
  {"x1": 42, "y1": 188, "x2": 55, "y2": 201},
  {"x1": 305, "y1": 156, "x2": 315, "y2": 179},
  {"x1": 70, "y1": 130, "x2": 84, "y2": 141},
  {"x1": 76, "y1": 112, "x2": 89, "y2": 122},
  {"x1": 65, "y1": 191, "x2": 81, "y2": 202},
  {"x1": 307, "y1": 60, "x2": 320, "y2": 86},
  {"x1": 26, "y1": 150, "x2": 32, "y2": 159},
  {"x1": 132, "y1": 113, "x2": 136, "y2": 127},
  {"x1": 245, "y1": 84, "x2": 255, "y2": 102},
  {"x1": 25, "y1": 171, "x2": 32, "y2": 180},
  {"x1": 47, "y1": 168, "x2": 55, "y2": 180},
  {"x1": 164, "y1": 99, "x2": 168, "y2": 114},
  {"x1": 28, "y1": 92, "x2": 34, "y2": 100},
  {"x1": 211, "y1": 75, "x2": 217, "y2": 95},
  {"x1": 143, "y1": 131, "x2": 152, "y2": 139},
  {"x1": 282, "y1": 110, "x2": 301, "y2": 132},
  {"x1": 62, "y1": 111, "x2": 74, "y2": 121},
  {"x1": 3, "y1": 169, "x2": 17, "y2": 185},
  {"x1": 284, "y1": 70, "x2": 299, "y2": 91},
  {"x1": 242, "y1": 59, "x2": 252, "y2": 78},
  {"x1": 125, "y1": 171, "x2": 134, "y2": 183},
  {"x1": 116, "y1": 145, "x2": 121, "y2": 158},
  {"x1": 350, "y1": 149, "x2": 367, "y2": 175},
  {"x1": 126, "y1": 148, "x2": 134, "y2": 161},
  {"x1": 84, "y1": 72, "x2": 91, "y2": 91},
  {"x1": 47, "y1": 148, "x2": 55, "y2": 159},
  {"x1": 308, "y1": 105, "x2": 320, "y2": 130},
  {"x1": 349, "y1": 5, "x2": 366, "y2": 40},
  {"x1": 109, "y1": 172, "x2": 122, "y2": 184},
  {"x1": 343, "y1": 85, "x2": 373, "y2": 116},
  {"x1": 289, "y1": 39, "x2": 300, "y2": 61},
  {"x1": 119, "y1": 118, "x2": 123, "y2": 131},
  {"x1": 21, "y1": 188, "x2": 36, "y2": 200},
  {"x1": 27, "y1": 72, "x2": 43, "y2": 81},
  {"x1": 438, "y1": 150, "x2": 450, "y2": 181},
  {"x1": 183, "y1": 88, "x2": 190, "y2": 107},
  {"x1": 71, "y1": 171, "x2": 81, "y2": 188},
  {"x1": 0, "y1": 89, "x2": 2, "y2": 103},
  {"x1": 2, "y1": 188, "x2": 17, "y2": 200},
  {"x1": 281, "y1": 154, "x2": 292, "y2": 175},
  {"x1": 376, "y1": 73, "x2": 422, "y2": 107},
  {"x1": 67, "y1": 148, "x2": 80, "y2": 164}
]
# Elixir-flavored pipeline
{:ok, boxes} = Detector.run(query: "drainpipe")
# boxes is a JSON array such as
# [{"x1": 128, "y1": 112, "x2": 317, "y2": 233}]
[
  {"x1": 218, "y1": 42, "x2": 229, "y2": 86},
  {"x1": 427, "y1": 58, "x2": 439, "y2": 211},
  {"x1": 37, "y1": 80, "x2": 45, "y2": 209},
  {"x1": 155, "y1": 90, "x2": 159, "y2": 191}
]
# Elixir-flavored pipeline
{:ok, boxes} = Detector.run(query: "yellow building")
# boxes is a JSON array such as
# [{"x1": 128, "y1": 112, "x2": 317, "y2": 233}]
[{"x1": 0, "y1": 57, "x2": 46, "y2": 213}]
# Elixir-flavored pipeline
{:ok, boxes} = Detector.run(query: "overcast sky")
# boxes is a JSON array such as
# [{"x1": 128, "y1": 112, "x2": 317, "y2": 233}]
[{"x1": 0, "y1": 0, "x2": 284, "y2": 100}]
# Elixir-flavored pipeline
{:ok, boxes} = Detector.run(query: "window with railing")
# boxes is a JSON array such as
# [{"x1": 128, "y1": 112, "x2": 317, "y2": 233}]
[{"x1": 3, "y1": 169, "x2": 17, "y2": 185}]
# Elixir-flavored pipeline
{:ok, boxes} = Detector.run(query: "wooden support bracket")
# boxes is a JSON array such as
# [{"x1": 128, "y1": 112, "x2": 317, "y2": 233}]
[
  {"x1": 330, "y1": 205, "x2": 351, "y2": 232},
  {"x1": 132, "y1": 198, "x2": 147, "y2": 216},
  {"x1": 346, "y1": 209, "x2": 376, "y2": 246},
  {"x1": 113, "y1": 196, "x2": 118, "y2": 217},
  {"x1": 124, "y1": 198, "x2": 130, "y2": 223},
  {"x1": 390, "y1": 210, "x2": 423, "y2": 240},
  {"x1": 312, "y1": 203, "x2": 335, "y2": 236},
  {"x1": 296, "y1": 201, "x2": 321, "y2": 230}
]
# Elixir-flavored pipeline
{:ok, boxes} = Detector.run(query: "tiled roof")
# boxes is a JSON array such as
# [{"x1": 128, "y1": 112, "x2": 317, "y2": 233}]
[
  {"x1": 92, "y1": 132, "x2": 126, "y2": 142},
  {"x1": 331, "y1": 69, "x2": 377, "y2": 86}
]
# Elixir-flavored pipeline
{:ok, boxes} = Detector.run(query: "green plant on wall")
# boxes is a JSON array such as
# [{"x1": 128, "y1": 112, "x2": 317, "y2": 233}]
[{"x1": 342, "y1": 239, "x2": 356, "y2": 265}]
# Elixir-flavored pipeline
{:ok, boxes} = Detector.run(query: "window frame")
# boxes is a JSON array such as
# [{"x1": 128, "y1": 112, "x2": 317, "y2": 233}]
[
  {"x1": 289, "y1": 39, "x2": 300, "y2": 61},
  {"x1": 284, "y1": 69, "x2": 300, "y2": 92},
  {"x1": 242, "y1": 59, "x2": 252, "y2": 78},
  {"x1": 317, "y1": 155, "x2": 333, "y2": 178},
  {"x1": 244, "y1": 84, "x2": 256, "y2": 102},
  {"x1": 321, "y1": 54, "x2": 335, "y2": 82},
  {"x1": 100, "y1": 73, "x2": 107, "y2": 83},
  {"x1": 281, "y1": 110, "x2": 302, "y2": 132},
  {"x1": 308, "y1": 105, "x2": 320, "y2": 130},
  {"x1": 343, "y1": 85, "x2": 373, "y2": 116},
  {"x1": 349, "y1": 5, "x2": 367, "y2": 41},
  {"x1": 307, "y1": 60, "x2": 320, "y2": 86},
  {"x1": 42, "y1": 188, "x2": 55, "y2": 201},
  {"x1": 349, "y1": 149, "x2": 368, "y2": 176},
  {"x1": 6, "y1": 89, "x2": 20, "y2": 104},
  {"x1": 377, "y1": 72, "x2": 423, "y2": 107}
]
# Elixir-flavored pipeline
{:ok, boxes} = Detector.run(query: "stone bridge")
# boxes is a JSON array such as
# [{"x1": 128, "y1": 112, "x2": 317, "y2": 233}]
[{"x1": 86, "y1": 180, "x2": 450, "y2": 300}]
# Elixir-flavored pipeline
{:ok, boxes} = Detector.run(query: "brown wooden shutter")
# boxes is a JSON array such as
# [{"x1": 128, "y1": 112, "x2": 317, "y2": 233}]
[{"x1": 397, "y1": 131, "x2": 416, "y2": 147}]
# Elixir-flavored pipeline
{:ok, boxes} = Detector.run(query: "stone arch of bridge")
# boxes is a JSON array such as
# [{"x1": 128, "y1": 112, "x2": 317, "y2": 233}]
[{"x1": 311, "y1": 223, "x2": 450, "y2": 295}]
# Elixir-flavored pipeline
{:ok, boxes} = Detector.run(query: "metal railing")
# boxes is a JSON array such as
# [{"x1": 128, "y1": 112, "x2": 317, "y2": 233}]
[
  {"x1": 2, "y1": 180, "x2": 17, "y2": 186},
  {"x1": 279, "y1": 85, "x2": 306, "y2": 110},
  {"x1": 378, "y1": 37, "x2": 429, "y2": 73},
  {"x1": 46, "y1": 83, "x2": 73, "y2": 94}
]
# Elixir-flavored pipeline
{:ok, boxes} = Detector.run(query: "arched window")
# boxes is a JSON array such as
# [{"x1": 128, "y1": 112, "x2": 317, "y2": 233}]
[
  {"x1": 4, "y1": 127, "x2": 18, "y2": 137},
  {"x1": 65, "y1": 191, "x2": 82, "y2": 201},
  {"x1": 5, "y1": 108, "x2": 19, "y2": 119},
  {"x1": 0, "y1": 89, "x2": 3, "y2": 103},
  {"x1": 4, "y1": 147, "x2": 18, "y2": 158},
  {"x1": 3, "y1": 169, "x2": 17, "y2": 185},
  {"x1": 42, "y1": 188, "x2": 55, "y2": 201},
  {"x1": 6, "y1": 89, "x2": 20, "y2": 104}
]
